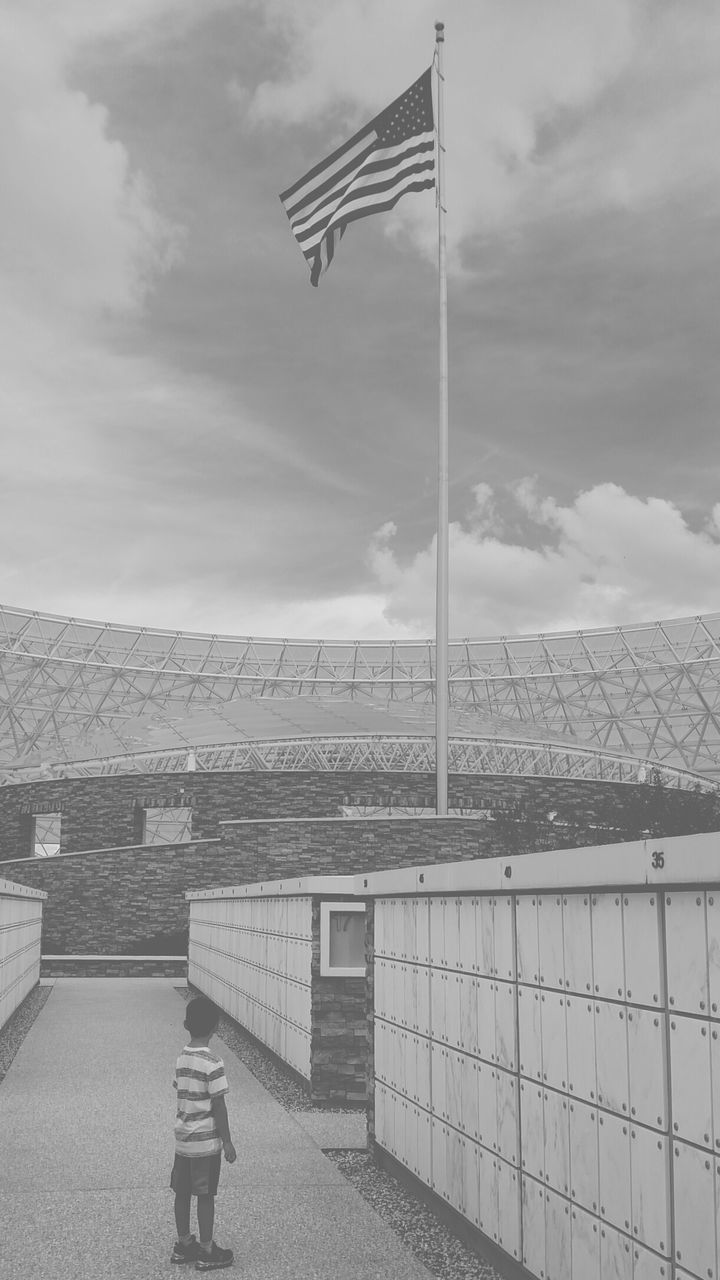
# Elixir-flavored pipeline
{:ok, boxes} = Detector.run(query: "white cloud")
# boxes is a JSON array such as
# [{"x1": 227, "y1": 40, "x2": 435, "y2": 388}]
[
  {"x1": 367, "y1": 481, "x2": 720, "y2": 636},
  {"x1": 0, "y1": 6, "x2": 183, "y2": 321}
]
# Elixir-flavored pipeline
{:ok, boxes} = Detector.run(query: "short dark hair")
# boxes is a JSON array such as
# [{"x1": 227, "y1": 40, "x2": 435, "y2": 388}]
[{"x1": 184, "y1": 996, "x2": 219, "y2": 1037}]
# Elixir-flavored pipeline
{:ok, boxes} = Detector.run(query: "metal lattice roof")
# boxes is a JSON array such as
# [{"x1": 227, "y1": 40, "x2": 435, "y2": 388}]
[{"x1": 2, "y1": 603, "x2": 720, "y2": 779}]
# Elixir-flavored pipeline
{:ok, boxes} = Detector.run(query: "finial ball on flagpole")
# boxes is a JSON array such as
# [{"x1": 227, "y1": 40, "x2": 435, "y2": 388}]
[{"x1": 435, "y1": 21, "x2": 445, "y2": 40}]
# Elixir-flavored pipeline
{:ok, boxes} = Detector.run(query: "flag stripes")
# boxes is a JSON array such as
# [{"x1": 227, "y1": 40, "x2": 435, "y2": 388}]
[{"x1": 280, "y1": 68, "x2": 435, "y2": 286}]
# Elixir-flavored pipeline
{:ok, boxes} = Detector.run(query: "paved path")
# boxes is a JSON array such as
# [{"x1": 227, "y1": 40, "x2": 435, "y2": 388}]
[{"x1": 0, "y1": 979, "x2": 432, "y2": 1280}]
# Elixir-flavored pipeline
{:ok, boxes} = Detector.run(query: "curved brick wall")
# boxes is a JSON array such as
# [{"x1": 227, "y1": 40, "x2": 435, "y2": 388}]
[{"x1": 1, "y1": 769, "x2": 718, "y2": 863}]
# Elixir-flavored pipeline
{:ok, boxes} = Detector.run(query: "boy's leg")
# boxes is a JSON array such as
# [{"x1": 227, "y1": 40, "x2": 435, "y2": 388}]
[
  {"x1": 196, "y1": 1194, "x2": 214, "y2": 1250},
  {"x1": 174, "y1": 1192, "x2": 192, "y2": 1240}
]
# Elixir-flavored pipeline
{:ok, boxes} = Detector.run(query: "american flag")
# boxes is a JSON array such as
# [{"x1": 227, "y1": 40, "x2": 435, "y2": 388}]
[{"x1": 280, "y1": 68, "x2": 435, "y2": 286}]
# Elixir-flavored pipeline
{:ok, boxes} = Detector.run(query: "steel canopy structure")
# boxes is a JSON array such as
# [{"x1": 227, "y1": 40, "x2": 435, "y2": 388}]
[{"x1": 2, "y1": 603, "x2": 720, "y2": 779}]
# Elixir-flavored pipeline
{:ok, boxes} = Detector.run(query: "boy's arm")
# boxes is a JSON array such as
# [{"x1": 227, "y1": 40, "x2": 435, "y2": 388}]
[{"x1": 211, "y1": 1095, "x2": 236, "y2": 1162}]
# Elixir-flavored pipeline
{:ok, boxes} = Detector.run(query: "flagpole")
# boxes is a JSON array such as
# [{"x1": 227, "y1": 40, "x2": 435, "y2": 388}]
[{"x1": 434, "y1": 21, "x2": 449, "y2": 817}]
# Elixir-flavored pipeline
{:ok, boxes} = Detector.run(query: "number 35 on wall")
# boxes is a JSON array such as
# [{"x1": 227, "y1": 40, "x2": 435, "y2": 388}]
[{"x1": 650, "y1": 849, "x2": 665, "y2": 870}]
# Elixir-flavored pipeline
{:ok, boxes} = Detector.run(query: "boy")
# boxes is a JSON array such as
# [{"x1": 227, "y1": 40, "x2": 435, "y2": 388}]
[{"x1": 171, "y1": 996, "x2": 236, "y2": 1270}]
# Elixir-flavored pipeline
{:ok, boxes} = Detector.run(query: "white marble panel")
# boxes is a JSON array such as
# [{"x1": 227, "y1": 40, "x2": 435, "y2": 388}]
[
  {"x1": 478, "y1": 1146, "x2": 499, "y2": 1241},
  {"x1": 562, "y1": 893, "x2": 594, "y2": 997},
  {"x1": 417, "y1": 1106, "x2": 432, "y2": 1186},
  {"x1": 544, "y1": 1187, "x2": 572, "y2": 1280},
  {"x1": 708, "y1": 891, "x2": 720, "y2": 1021},
  {"x1": 541, "y1": 991, "x2": 569, "y2": 1092},
  {"x1": 626, "y1": 1007, "x2": 667, "y2": 1130},
  {"x1": 429, "y1": 897, "x2": 447, "y2": 968},
  {"x1": 627, "y1": 1244, "x2": 666, "y2": 1280},
  {"x1": 495, "y1": 979, "x2": 518, "y2": 1072},
  {"x1": 446, "y1": 1122, "x2": 465, "y2": 1215},
  {"x1": 598, "y1": 1223, "x2": 633, "y2": 1280},
  {"x1": 496, "y1": 1068, "x2": 519, "y2": 1166},
  {"x1": 537, "y1": 893, "x2": 565, "y2": 990},
  {"x1": 409, "y1": 962, "x2": 431, "y2": 1037},
  {"x1": 621, "y1": 892, "x2": 662, "y2": 1008},
  {"x1": 401, "y1": 1029, "x2": 415, "y2": 1103},
  {"x1": 497, "y1": 1156, "x2": 521, "y2": 1262},
  {"x1": 595, "y1": 1001, "x2": 630, "y2": 1116},
  {"x1": 395, "y1": 962, "x2": 409, "y2": 1029},
  {"x1": 431, "y1": 1117, "x2": 448, "y2": 1200},
  {"x1": 373, "y1": 1018, "x2": 391, "y2": 1087},
  {"x1": 566, "y1": 994, "x2": 597, "y2": 1104},
  {"x1": 461, "y1": 1053, "x2": 479, "y2": 1142},
  {"x1": 475, "y1": 975, "x2": 496, "y2": 1064},
  {"x1": 570, "y1": 1205, "x2": 601, "y2": 1280},
  {"x1": 543, "y1": 1087, "x2": 570, "y2": 1197},
  {"x1": 516, "y1": 894, "x2": 540, "y2": 985},
  {"x1": 458, "y1": 896, "x2": 477, "y2": 973},
  {"x1": 414, "y1": 897, "x2": 430, "y2": 966},
  {"x1": 569, "y1": 1099, "x2": 599, "y2": 1214},
  {"x1": 494, "y1": 895, "x2": 516, "y2": 981},
  {"x1": 477, "y1": 895, "x2": 495, "y2": 977},
  {"x1": 520, "y1": 1079, "x2": 545, "y2": 1181},
  {"x1": 430, "y1": 966, "x2": 447, "y2": 1043},
  {"x1": 591, "y1": 893, "x2": 625, "y2": 1001},
  {"x1": 462, "y1": 1134, "x2": 480, "y2": 1226},
  {"x1": 445, "y1": 1047, "x2": 464, "y2": 1132},
  {"x1": 518, "y1": 984, "x2": 544, "y2": 1082},
  {"x1": 598, "y1": 1111, "x2": 632, "y2": 1235},
  {"x1": 630, "y1": 1127, "x2": 670, "y2": 1257},
  {"x1": 712, "y1": 1025, "x2": 720, "y2": 1157},
  {"x1": 672, "y1": 1139, "x2": 717, "y2": 1280},
  {"x1": 670, "y1": 1013, "x2": 713, "y2": 1150},
  {"x1": 416, "y1": 1033, "x2": 432, "y2": 1112},
  {"x1": 521, "y1": 1175, "x2": 546, "y2": 1279},
  {"x1": 457, "y1": 972, "x2": 476, "y2": 1053},
  {"x1": 445, "y1": 897, "x2": 463, "y2": 972},
  {"x1": 431, "y1": 1041, "x2": 447, "y2": 1120},
  {"x1": 477, "y1": 1061, "x2": 498, "y2": 1153},
  {"x1": 444, "y1": 971, "x2": 462, "y2": 1052},
  {"x1": 665, "y1": 891, "x2": 709, "y2": 1016}
]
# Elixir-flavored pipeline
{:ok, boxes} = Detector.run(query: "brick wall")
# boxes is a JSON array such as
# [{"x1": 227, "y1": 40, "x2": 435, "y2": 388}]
[
  {"x1": 1, "y1": 769, "x2": 716, "y2": 862},
  {"x1": 309, "y1": 896, "x2": 367, "y2": 1105}
]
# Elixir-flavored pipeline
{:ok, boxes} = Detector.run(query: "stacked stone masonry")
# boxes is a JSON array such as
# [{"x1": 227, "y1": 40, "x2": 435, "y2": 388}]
[{"x1": 1, "y1": 769, "x2": 717, "y2": 862}]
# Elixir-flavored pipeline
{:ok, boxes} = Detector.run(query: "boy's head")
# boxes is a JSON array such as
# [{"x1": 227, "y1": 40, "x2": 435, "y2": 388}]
[{"x1": 184, "y1": 996, "x2": 220, "y2": 1039}]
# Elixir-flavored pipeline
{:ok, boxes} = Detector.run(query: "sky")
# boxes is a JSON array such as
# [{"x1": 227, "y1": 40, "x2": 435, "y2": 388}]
[{"x1": 3, "y1": 0, "x2": 720, "y2": 640}]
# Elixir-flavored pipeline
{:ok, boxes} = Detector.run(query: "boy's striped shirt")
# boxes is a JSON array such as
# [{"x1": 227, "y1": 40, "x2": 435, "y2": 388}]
[{"x1": 173, "y1": 1045, "x2": 229, "y2": 1157}]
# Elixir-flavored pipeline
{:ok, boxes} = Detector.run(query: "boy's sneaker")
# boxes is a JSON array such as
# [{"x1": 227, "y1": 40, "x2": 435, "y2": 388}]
[
  {"x1": 195, "y1": 1242, "x2": 234, "y2": 1271},
  {"x1": 171, "y1": 1236, "x2": 200, "y2": 1264}
]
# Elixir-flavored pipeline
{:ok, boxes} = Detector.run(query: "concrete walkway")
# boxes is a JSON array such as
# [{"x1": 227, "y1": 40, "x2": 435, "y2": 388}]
[{"x1": 0, "y1": 979, "x2": 432, "y2": 1280}]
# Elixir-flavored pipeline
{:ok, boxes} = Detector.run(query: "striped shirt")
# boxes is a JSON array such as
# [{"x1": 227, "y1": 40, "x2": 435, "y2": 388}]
[{"x1": 173, "y1": 1045, "x2": 229, "y2": 1158}]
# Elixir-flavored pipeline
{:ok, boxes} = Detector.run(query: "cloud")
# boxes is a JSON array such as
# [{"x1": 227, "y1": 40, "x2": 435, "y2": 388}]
[
  {"x1": 0, "y1": 5, "x2": 184, "y2": 321},
  {"x1": 367, "y1": 481, "x2": 720, "y2": 636},
  {"x1": 245, "y1": 0, "x2": 720, "y2": 264}
]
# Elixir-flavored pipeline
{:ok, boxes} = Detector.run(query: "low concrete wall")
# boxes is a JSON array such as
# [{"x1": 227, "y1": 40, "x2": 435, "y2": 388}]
[
  {"x1": 0, "y1": 876, "x2": 46, "y2": 1032},
  {"x1": 40, "y1": 956, "x2": 187, "y2": 978}
]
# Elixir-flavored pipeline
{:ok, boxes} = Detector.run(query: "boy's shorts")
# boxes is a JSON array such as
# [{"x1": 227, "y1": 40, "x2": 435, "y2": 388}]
[{"x1": 170, "y1": 1153, "x2": 221, "y2": 1197}]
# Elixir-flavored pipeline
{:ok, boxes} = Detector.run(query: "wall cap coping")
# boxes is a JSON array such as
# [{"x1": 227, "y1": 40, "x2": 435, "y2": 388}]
[
  {"x1": 41, "y1": 954, "x2": 186, "y2": 960},
  {"x1": 0, "y1": 877, "x2": 47, "y2": 899},
  {"x1": 0, "y1": 838, "x2": 221, "y2": 867},
  {"x1": 353, "y1": 829, "x2": 720, "y2": 895},
  {"x1": 218, "y1": 815, "x2": 473, "y2": 827},
  {"x1": 186, "y1": 874, "x2": 359, "y2": 901}
]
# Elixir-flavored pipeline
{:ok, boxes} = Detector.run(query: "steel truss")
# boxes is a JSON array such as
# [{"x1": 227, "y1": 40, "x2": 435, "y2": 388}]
[
  {"x1": 2, "y1": 604, "x2": 720, "y2": 776},
  {"x1": 2, "y1": 735, "x2": 716, "y2": 793}
]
